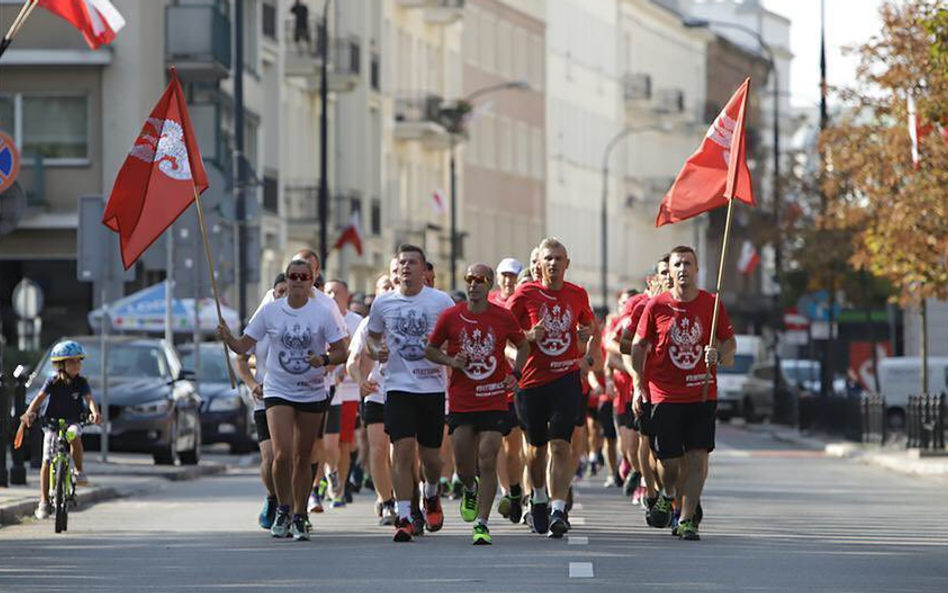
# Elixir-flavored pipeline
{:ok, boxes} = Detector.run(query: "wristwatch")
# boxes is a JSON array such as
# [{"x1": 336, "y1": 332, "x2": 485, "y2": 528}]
[{"x1": 321, "y1": 354, "x2": 331, "y2": 367}]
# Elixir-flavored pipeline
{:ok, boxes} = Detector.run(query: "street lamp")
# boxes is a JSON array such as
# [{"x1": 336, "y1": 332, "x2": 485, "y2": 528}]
[
  {"x1": 441, "y1": 79, "x2": 530, "y2": 290},
  {"x1": 600, "y1": 123, "x2": 672, "y2": 311}
]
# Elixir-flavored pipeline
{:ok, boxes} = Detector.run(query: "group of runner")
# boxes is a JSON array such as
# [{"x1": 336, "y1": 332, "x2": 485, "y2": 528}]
[{"x1": 219, "y1": 238, "x2": 736, "y2": 544}]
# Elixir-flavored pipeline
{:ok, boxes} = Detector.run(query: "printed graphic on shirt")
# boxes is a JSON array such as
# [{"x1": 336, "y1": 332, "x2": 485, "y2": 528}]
[
  {"x1": 391, "y1": 308, "x2": 429, "y2": 361},
  {"x1": 459, "y1": 327, "x2": 498, "y2": 381},
  {"x1": 669, "y1": 315, "x2": 703, "y2": 370},
  {"x1": 278, "y1": 322, "x2": 314, "y2": 374},
  {"x1": 537, "y1": 302, "x2": 573, "y2": 356}
]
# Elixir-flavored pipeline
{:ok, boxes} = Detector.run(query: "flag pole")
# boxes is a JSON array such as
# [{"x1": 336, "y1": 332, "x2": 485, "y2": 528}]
[
  {"x1": 192, "y1": 185, "x2": 238, "y2": 389},
  {"x1": 0, "y1": 0, "x2": 38, "y2": 61},
  {"x1": 701, "y1": 196, "x2": 736, "y2": 402}
]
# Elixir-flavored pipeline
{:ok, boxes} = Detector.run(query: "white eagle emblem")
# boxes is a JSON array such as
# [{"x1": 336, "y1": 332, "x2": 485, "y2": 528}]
[
  {"x1": 391, "y1": 309, "x2": 429, "y2": 361},
  {"x1": 129, "y1": 117, "x2": 194, "y2": 181},
  {"x1": 706, "y1": 112, "x2": 736, "y2": 166},
  {"x1": 669, "y1": 316, "x2": 703, "y2": 370},
  {"x1": 459, "y1": 328, "x2": 497, "y2": 381},
  {"x1": 537, "y1": 304, "x2": 572, "y2": 356}
]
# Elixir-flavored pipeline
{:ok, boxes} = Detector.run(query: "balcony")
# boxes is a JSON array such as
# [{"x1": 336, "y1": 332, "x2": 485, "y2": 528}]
[
  {"x1": 394, "y1": 0, "x2": 465, "y2": 25},
  {"x1": 393, "y1": 93, "x2": 451, "y2": 149},
  {"x1": 283, "y1": 186, "x2": 361, "y2": 227},
  {"x1": 284, "y1": 19, "x2": 361, "y2": 93},
  {"x1": 165, "y1": 4, "x2": 231, "y2": 81}
]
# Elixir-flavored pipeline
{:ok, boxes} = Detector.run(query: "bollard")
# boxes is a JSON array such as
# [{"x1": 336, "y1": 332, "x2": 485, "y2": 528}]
[
  {"x1": 9, "y1": 367, "x2": 28, "y2": 484},
  {"x1": 935, "y1": 394, "x2": 946, "y2": 450},
  {"x1": 906, "y1": 395, "x2": 918, "y2": 449}
]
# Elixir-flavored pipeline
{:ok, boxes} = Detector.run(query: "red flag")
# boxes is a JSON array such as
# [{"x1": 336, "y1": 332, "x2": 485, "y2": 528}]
[
  {"x1": 737, "y1": 240, "x2": 760, "y2": 275},
  {"x1": 656, "y1": 78, "x2": 755, "y2": 227},
  {"x1": 38, "y1": 0, "x2": 125, "y2": 49},
  {"x1": 333, "y1": 213, "x2": 363, "y2": 256},
  {"x1": 103, "y1": 69, "x2": 208, "y2": 269}
]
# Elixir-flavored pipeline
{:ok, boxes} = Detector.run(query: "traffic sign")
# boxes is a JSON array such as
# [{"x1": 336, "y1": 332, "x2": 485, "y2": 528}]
[
  {"x1": 12, "y1": 278, "x2": 43, "y2": 319},
  {"x1": 0, "y1": 130, "x2": 20, "y2": 194}
]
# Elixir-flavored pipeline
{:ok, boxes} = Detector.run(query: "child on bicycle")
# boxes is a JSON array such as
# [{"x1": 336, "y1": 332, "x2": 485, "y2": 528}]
[{"x1": 21, "y1": 340, "x2": 101, "y2": 519}]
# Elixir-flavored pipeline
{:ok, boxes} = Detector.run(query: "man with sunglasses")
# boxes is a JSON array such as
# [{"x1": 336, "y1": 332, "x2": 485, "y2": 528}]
[
  {"x1": 426, "y1": 264, "x2": 529, "y2": 545},
  {"x1": 367, "y1": 245, "x2": 455, "y2": 542},
  {"x1": 508, "y1": 237, "x2": 597, "y2": 538}
]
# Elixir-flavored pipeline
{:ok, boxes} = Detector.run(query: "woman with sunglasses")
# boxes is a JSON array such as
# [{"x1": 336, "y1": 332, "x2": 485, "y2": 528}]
[{"x1": 219, "y1": 259, "x2": 348, "y2": 541}]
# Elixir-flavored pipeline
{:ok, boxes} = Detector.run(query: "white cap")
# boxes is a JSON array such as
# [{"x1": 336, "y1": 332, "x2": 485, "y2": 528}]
[{"x1": 496, "y1": 257, "x2": 523, "y2": 276}]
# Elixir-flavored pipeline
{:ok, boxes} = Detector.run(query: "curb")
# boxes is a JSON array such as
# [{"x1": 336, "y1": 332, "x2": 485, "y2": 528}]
[{"x1": 0, "y1": 462, "x2": 228, "y2": 527}]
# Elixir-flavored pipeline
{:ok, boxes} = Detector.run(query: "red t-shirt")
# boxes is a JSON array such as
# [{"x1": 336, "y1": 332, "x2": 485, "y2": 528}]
[
  {"x1": 488, "y1": 290, "x2": 513, "y2": 307},
  {"x1": 635, "y1": 290, "x2": 734, "y2": 403},
  {"x1": 508, "y1": 281, "x2": 595, "y2": 389},
  {"x1": 429, "y1": 302, "x2": 525, "y2": 413}
]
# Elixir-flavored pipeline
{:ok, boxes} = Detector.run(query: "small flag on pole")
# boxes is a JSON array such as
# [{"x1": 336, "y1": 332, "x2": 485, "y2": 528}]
[
  {"x1": 38, "y1": 0, "x2": 125, "y2": 49},
  {"x1": 432, "y1": 188, "x2": 446, "y2": 215},
  {"x1": 333, "y1": 212, "x2": 363, "y2": 256},
  {"x1": 737, "y1": 240, "x2": 760, "y2": 276}
]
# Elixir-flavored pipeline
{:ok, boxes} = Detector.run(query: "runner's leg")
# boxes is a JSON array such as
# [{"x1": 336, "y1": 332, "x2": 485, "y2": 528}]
[
  {"x1": 267, "y1": 405, "x2": 295, "y2": 509},
  {"x1": 293, "y1": 411, "x2": 324, "y2": 516},
  {"x1": 476, "y1": 431, "x2": 503, "y2": 521}
]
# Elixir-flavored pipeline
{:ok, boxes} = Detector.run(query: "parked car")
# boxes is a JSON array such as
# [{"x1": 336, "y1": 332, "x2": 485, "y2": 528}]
[
  {"x1": 178, "y1": 342, "x2": 256, "y2": 454},
  {"x1": 781, "y1": 359, "x2": 849, "y2": 396},
  {"x1": 876, "y1": 356, "x2": 948, "y2": 429},
  {"x1": 716, "y1": 335, "x2": 762, "y2": 421},
  {"x1": 25, "y1": 336, "x2": 203, "y2": 465}
]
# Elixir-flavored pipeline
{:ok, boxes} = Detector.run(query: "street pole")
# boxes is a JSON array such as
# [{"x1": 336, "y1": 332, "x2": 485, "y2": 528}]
[
  {"x1": 234, "y1": 0, "x2": 247, "y2": 328},
  {"x1": 318, "y1": 0, "x2": 331, "y2": 266},
  {"x1": 449, "y1": 137, "x2": 458, "y2": 291}
]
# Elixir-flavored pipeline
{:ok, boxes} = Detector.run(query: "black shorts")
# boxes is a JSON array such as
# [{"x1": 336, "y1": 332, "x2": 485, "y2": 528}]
[
  {"x1": 634, "y1": 401, "x2": 652, "y2": 436},
  {"x1": 586, "y1": 406, "x2": 599, "y2": 421},
  {"x1": 598, "y1": 401, "x2": 618, "y2": 440},
  {"x1": 362, "y1": 400, "x2": 385, "y2": 426},
  {"x1": 504, "y1": 401, "x2": 523, "y2": 433},
  {"x1": 384, "y1": 391, "x2": 445, "y2": 448},
  {"x1": 264, "y1": 397, "x2": 331, "y2": 415},
  {"x1": 615, "y1": 403, "x2": 632, "y2": 432},
  {"x1": 325, "y1": 404, "x2": 342, "y2": 434},
  {"x1": 515, "y1": 371, "x2": 584, "y2": 447},
  {"x1": 649, "y1": 401, "x2": 716, "y2": 460},
  {"x1": 447, "y1": 410, "x2": 511, "y2": 436},
  {"x1": 254, "y1": 409, "x2": 270, "y2": 443}
]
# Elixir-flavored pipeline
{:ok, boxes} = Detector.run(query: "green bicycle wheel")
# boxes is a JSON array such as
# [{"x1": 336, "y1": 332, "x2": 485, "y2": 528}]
[{"x1": 54, "y1": 458, "x2": 68, "y2": 533}]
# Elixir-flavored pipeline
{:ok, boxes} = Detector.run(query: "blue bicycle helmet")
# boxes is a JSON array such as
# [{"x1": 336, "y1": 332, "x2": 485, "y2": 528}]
[{"x1": 50, "y1": 340, "x2": 86, "y2": 362}]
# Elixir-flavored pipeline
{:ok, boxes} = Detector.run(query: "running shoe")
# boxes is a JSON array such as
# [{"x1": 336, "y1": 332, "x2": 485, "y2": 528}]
[
  {"x1": 393, "y1": 517, "x2": 413, "y2": 542},
  {"x1": 439, "y1": 477, "x2": 451, "y2": 498},
  {"x1": 531, "y1": 499, "x2": 549, "y2": 535},
  {"x1": 450, "y1": 478, "x2": 464, "y2": 500},
  {"x1": 472, "y1": 523, "x2": 492, "y2": 545},
  {"x1": 34, "y1": 501, "x2": 51, "y2": 520},
  {"x1": 497, "y1": 494, "x2": 511, "y2": 518},
  {"x1": 648, "y1": 496, "x2": 674, "y2": 528},
  {"x1": 379, "y1": 502, "x2": 397, "y2": 526},
  {"x1": 507, "y1": 494, "x2": 523, "y2": 524},
  {"x1": 460, "y1": 480, "x2": 479, "y2": 523},
  {"x1": 623, "y1": 471, "x2": 641, "y2": 497},
  {"x1": 423, "y1": 495, "x2": 444, "y2": 532},
  {"x1": 670, "y1": 508, "x2": 681, "y2": 536},
  {"x1": 344, "y1": 483, "x2": 354, "y2": 504},
  {"x1": 677, "y1": 518, "x2": 700, "y2": 541},
  {"x1": 259, "y1": 497, "x2": 277, "y2": 529},
  {"x1": 694, "y1": 502, "x2": 704, "y2": 527},
  {"x1": 411, "y1": 512, "x2": 426, "y2": 537},
  {"x1": 349, "y1": 465, "x2": 364, "y2": 493},
  {"x1": 522, "y1": 509, "x2": 534, "y2": 533},
  {"x1": 290, "y1": 514, "x2": 310, "y2": 541},
  {"x1": 73, "y1": 470, "x2": 89, "y2": 486},
  {"x1": 271, "y1": 508, "x2": 292, "y2": 538},
  {"x1": 632, "y1": 485, "x2": 645, "y2": 506},
  {"x1": 308, "y1": 489, "x2": 324, "y2": 514},
  {"x1": 331, "y1": 496, "x2": 346, "y2": 509},
  {"x1": 604, "y1": 475, "x2": 618, "y2": 488},
  {"x1": 548, "y1": 509, "x2": 569, "y2": 539}
]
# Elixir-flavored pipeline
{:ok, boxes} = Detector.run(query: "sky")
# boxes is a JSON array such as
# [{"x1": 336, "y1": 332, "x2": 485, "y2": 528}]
[{"x1": 762, "y1": 0, "x2": 891, "y2": 108}]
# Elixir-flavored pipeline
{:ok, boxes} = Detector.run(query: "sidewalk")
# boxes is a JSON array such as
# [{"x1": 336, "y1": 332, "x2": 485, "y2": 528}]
[
  {"x1": 739, "y1": 422, "x2": 948, "y2": 479},
  {"x1": 0, "y1": 452, "x2": 241, "y2": 526}
]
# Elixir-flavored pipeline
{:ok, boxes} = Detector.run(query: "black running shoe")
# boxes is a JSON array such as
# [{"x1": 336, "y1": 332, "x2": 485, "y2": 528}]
[
  {"x1": 531, "y1": 500, "x2": 549, "y2": 535},
  {"x1": 549, "y1": 510, "x2": 569, "y2": 539},
  {"x1": 411, "y1": 512, "x2": 426, "y2": 537},
  {"x1": 623, "y1": 471, "x2": 641, "y2": 497},
  {"x1": 508, "y1": 495, "x2": 523, "y2": 524},
  {"x1": 648, "y1": 496, "x2": 674, "y2": 528}
]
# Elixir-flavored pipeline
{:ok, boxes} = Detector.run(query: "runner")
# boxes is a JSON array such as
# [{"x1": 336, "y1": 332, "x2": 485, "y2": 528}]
[
  {"x1": 235, "y1": 272, "x2": 287, "y2": 529},
  {"x1": 508, "y1": 237, "x2": 597, "y2": 538},
  {"x1": 603, "y1": 290, "x2": 639, "y2": 494},
  {"x1": 347, "y1": 274, "x2": 397, "y2": 525},
  {"x1": 322, "y1": 280, "x2": 364, "y2": 508},
  {"x1": 366, "y1": 244, "x2": 456, "y2": 542},
  {"x1": 219, "y1": 259, "x2": 348, "y2": 542},
  {"x1": 630, "y1": 246, "x2": 736, "y2": 541},
  {"x1": 426, "y1": 263, "x2": 529, "y2": 545}
]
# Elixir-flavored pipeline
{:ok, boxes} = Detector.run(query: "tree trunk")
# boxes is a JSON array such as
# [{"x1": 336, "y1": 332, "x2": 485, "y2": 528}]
[{"x1": 920, "y1": 298, "x2": 929, "y2": 395}]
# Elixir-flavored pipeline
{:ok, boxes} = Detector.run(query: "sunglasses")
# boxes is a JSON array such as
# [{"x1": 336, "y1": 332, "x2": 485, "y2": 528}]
[
  {"x1": 286, "y1": 272, "x2": 312, "y2": 282},
  {"x1": 464, "y1": 274, "x2": 489, "y2": 286}
]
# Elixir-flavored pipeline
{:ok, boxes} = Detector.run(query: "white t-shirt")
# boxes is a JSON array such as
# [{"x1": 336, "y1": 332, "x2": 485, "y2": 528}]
[
  {"x1": 349, "y1": 316, "x2": 385, "y2": 405},
  {"x1": 248, "y1": 334, "x2": 270, "y2": 412},
  {"x1": 257, "y1": 287, "x2": 347, "y2": 337},
  {"x1": 245, "y1": 297, "x2": 347, "y2": 403},
  {"x1": 330, "y1": 310, "x2": 364, "y2": 405},
  {"x1": 367, "y1": 285, "x2": 454, "y2": 395}
]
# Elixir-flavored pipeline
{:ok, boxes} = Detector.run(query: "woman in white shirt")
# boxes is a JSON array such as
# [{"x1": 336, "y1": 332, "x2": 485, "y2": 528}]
[{"x1": 219, "y1": 259, "x2": 348, "y2": 541}]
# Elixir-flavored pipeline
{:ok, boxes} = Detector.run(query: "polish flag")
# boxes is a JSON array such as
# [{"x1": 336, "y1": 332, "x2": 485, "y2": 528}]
[
  {"x1": 737, "y1": 240, "x2": 760, "y2": 276},
  {"x1": 333, "y1": 212, "x2": 363, "y2": 256},
  {"x1": 656, "y1": 78, "x2": 755, "y2": 227},
  {"x1": 432, "y1": 188, "x2": 446, "y2": 215},
  {"x1": 38, "y1": 0, "x2": 125, "y2": 49},
  {"x1": 908, "y1": 92, "x2": 927, "y2": 170}
]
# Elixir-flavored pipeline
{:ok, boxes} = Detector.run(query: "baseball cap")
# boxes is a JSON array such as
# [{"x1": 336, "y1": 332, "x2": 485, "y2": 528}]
[{"x1": 497, "y1": 257, "x2": 524, "y2": 276}]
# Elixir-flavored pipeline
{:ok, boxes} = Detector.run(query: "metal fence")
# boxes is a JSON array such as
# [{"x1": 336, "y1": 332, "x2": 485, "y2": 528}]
[
  {"x1": 906, "y1": 393, "x2": 946, "y2": 451},
  {"x1": 796, "y1": 393, "x2": 887, "y2": 444}
]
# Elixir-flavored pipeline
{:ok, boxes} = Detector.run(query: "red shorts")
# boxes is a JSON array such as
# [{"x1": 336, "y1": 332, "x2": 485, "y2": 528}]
[{"x1": 328, "y1": 401, "x2": 360, "y2": 444}]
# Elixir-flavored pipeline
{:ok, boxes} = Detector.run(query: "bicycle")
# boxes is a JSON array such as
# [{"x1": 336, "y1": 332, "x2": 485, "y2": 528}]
[{"x1": 44, "y1": 418, "x2": 83, "y2": 534}]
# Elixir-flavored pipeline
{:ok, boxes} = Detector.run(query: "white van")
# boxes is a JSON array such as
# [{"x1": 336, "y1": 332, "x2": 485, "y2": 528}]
[
  {"x1": 876, "y1": 357, "x2": 948, "y2": 424},
  {"x1": 717, "y1": 335, "x2": 763, "y2": 421}
]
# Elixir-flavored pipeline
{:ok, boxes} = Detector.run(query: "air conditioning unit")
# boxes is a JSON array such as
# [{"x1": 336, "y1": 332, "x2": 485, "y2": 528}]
[
  {"x1": 623, "y1": 73, "x2": 652, "y2": 102},
  {"x1": 654, "y1": 89, "x2": 684, "y2": 114}
]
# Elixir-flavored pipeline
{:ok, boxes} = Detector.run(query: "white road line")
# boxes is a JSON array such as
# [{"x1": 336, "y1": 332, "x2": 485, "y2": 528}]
[
  {"x1": 569, "y1": 562, "x2": 594, "y2": 578},
  {"x1": 568, "y1": 535, "x2": 589, "y2": 545},
  {"x1": 570, "y1": 517, "x2": 587, "y2": 526},
  {"x1": 572, "y1": 502, "x2": 584, "y2": 510}
]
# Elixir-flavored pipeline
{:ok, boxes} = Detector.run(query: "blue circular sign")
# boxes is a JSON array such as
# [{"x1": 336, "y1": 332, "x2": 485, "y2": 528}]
[{"x1": 0, "y1": 130, "x2": 20, "y2": 194}]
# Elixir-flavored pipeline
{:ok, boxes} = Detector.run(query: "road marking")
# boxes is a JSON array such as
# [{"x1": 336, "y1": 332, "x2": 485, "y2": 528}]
[
  {"x1": 569, "y1": 562, "x2": 594, "y2": 578},
  {"x1": 570, "y1": 516, "x2": 586, "y2": 526},
  {"x1": 572, "y1": 502, "x2": 584, "y2": 510},
  {"x1": 568, "y1": 535, "x2": 589, "y2": 545}
]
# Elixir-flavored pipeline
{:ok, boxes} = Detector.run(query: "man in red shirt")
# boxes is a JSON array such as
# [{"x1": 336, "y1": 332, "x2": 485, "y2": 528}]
[
  {"x1": 509, "y1": 237, "x2": 597, "y2": 538},
  {"x1": 631, "y1": 246, "x2": 736, "y2": 541},
  {"x1": 427, "y1": 263, "x2": 529, "y2": 545}
]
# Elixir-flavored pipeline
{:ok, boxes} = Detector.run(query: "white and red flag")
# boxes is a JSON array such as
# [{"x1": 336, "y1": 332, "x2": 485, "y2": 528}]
[
  {"x1": 38, "y1": 0, "x2": 125, "y2": 49},
  {"x1": 333, "y1": 212, "x2": 364, "y2": 256},
  {"x1": 103, "y1": 68, "x2": 208, "y2": 269},
  {"x1": 432, "y1": 188, "x2": 446, "y2": 215},
  {"x1": 656, "y1": 78, "x2": 755, "y2": 227},
  {"x1": 737, "y1": 240, "x2": 760, "y2": 276}
]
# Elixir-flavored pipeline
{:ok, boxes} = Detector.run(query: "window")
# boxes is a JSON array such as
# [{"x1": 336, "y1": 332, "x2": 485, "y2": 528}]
[
  {"x1": 370, "y1": 53, "x2": 380, "y2": 91},
  {"x1": 370, "y1": 198, "x2": 381, "y2": 236},
  {"x1": 263, "y1": 174, "x2": 278, "y2": 213},
  {"x1": 262, "y1": 1, "x2": 276, "y2": 40},
  {"x1": 0, "y1": 94, "x2": 89, "y2": 163},
  {"x1": 243, "y1": 0, "x2": 258, "y2": 74}
]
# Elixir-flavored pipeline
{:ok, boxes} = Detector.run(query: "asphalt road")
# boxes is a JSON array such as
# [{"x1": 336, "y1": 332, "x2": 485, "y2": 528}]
[{"x1": 1, "y1": 425, "x2": 946, "y2": 593}]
